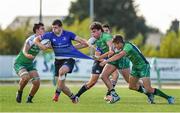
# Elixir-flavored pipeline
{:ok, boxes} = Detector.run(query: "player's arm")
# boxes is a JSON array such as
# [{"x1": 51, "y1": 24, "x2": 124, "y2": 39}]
[
  {"x1": 22, "y1": 41, "x2": 35, "y2": 59},
  {"x1": 74, "y1": 38, "x2": 89, "y2": 49},
  {"x1": 34, "y1": 36, "x2": 47, "y2": 50},
  {"x1": 106, "y1": 40, "x2": 115, "y2": 57},
  {"x1": 94, "y1": 51, "x2": 111, "y2": 60},
  {"x1": 100, "y1": 50, "x2": 126, "y2": 66}
]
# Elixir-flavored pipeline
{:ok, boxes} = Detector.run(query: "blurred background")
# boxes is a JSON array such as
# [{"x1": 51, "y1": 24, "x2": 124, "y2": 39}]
[{"x1": 0, "y1": 0, "x2": 180, "y2": 88}]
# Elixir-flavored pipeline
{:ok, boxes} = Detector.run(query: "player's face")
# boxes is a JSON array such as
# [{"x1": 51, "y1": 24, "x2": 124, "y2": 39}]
[
  {"x1": 114, "y1": 42, "x2": 123, "y2": 50},
  {"x1": 37, "y1": 26, "x2": 45, "y2": 35},
  {"x1": 52, "y1": 25, "x2": 62, "y2": 35},
  {"x1": 91, "y1": 29, "x2": 101, "y2": 39},
  {"x1": 103, "y1": 27, "x2": 110, "y2": 33}
]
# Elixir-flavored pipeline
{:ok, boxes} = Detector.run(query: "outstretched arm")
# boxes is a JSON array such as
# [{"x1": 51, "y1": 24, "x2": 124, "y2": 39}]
[
  {"x1": 74, "y1": 36, "x2": 89, "y2": 49},
  {"x1": 100, "y1": 50, "x2": 126, "y2": 66}
]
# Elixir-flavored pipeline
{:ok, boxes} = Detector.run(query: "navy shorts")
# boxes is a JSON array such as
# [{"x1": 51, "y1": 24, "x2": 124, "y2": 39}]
[
  {"x1": 54, "y1": 58, "x2": 75, "y2": 77},
  {"x1": 91, "y1": 61, "x2": 104, "y2": 74}
]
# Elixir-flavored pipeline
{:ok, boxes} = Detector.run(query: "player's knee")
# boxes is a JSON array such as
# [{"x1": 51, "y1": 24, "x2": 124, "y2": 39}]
[
  {"x1": 32, "y1": 77, "x2": 40, "y2": 86},
  {"x1": 58, "y1": 74, "x2": 66, "y2": 81}
]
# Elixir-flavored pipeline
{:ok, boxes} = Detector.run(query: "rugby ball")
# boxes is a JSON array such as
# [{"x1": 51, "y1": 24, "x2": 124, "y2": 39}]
[
  {"x1": 40, "y1": 39, "x2": 51, "y2": 47},
  {"x1": 87, "y1": 37, "x2": 97, "y2": 45}
]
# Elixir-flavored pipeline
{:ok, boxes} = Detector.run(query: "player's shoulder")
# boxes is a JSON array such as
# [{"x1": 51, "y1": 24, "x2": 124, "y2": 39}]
[
  {"x1": 103, "y1": 32, "x2": 112, "y2": 37},
  {"x1": 44, "y1": 31, "x2": 53, "y2": 36},
  {"x1": 26, "y1": 34, "x2": 36, "y2": 42},
  {"x1": 123, "y1": 42, "x2": 133, "y2": 49},
  {"x1": 62, "y1": 30, "x2": 74, "y2": 35}
]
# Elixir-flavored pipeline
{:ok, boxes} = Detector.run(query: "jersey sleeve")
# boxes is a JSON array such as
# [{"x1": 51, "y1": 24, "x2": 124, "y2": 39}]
[
  {"x1": 103, "y1": 34, "x2": 112, "y2": 42},
  {"x1": 68, "y1": 31, "x2": 76, "y2": 40},
  {"x1": 123, "y1": 43, "x2": 132, "y2": 54},
  {"x1": 25, "y1": 37, "x2": 33, "y2": 47},
  {"x1": 41, "y1": 32, "x2": 51, "y2": 40}
]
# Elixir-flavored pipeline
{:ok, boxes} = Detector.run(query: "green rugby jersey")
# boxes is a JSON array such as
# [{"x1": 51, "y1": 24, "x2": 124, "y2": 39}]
[
  {"x1": 15, "y1": 34, "x2": 40, "y2": 64},
  {"x1": 94, "y1": 32, "x2": 112, "y2": 54},
  {"x1": 123, "y1": 42, "x2": 149, "y2": 65}
]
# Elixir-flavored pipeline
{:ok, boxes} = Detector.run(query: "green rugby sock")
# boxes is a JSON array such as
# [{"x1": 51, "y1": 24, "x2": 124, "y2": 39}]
[{"x1": 153, "y1": 88, "x2": 170, "y2": 99}]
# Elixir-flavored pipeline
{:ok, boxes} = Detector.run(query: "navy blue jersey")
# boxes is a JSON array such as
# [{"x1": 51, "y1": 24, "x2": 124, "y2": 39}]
[
  {"x1": 41, "y1": 30, "x2": 76, "y2": 58},
  {"x1": 41, "y1": 30, "x2": 92, "y2": 60}
]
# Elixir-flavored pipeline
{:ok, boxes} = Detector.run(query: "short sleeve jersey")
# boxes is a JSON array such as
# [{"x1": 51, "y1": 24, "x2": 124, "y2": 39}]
[
  {"x1": 94, "y1": 32, "x2": 112, "y2": 54},
  {"x1": 123, "y1": 42, "x2": 149, "y2": 65},
  {"x1": 41, "y1": 30, "x2": 76, "y2": 58},
  {"x1": 15, "y1": 34, "x2": 40, "y2": 64}
]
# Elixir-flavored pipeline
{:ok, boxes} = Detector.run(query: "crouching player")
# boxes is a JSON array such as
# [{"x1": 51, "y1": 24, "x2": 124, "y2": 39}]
[{"x1": 100, "y1": 35, "x2": 175, "y2": 104}]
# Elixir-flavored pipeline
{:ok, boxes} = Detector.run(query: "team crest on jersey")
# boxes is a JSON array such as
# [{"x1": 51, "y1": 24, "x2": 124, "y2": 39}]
[{"x1": 62, "y1": 37, "x2": 66, "y2": 41}]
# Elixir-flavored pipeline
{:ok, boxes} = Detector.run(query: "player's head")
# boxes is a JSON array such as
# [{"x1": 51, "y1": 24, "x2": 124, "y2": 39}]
[
  {"x1": 112, "y1": 35, "x2": 125, "y2": 50},
  {"x1": 33, "y1": 22, "x2": 45, "y2": 35},
  {"x1": 102, "y1": 24, "x2": 111, "y2": 33},
  {"x1": 90, "y1": 22, "x2": 104, "y2": 39},
  {"x1": 52, "y1": 19, "x2": 63, "y2": 34}
]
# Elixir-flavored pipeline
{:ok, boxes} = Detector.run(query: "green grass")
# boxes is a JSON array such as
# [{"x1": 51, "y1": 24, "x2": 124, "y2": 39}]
[{"x1": 0, "y1": 85, "x2": 180, "y2": 112}]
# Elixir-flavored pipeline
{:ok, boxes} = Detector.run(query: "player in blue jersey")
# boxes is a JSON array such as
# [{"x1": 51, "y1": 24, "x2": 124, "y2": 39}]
[
  {"x1": 34, "y1": 19, "x2": 88, "y2": 103},
  {"x1": 14, "y1": 23, "x2": 45, "y2": 103}
]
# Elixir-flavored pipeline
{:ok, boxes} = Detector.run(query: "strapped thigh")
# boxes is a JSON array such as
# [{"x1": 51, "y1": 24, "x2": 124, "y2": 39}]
[{"x1": 18, "y1": 69, "x2": 29, "y2": 77}]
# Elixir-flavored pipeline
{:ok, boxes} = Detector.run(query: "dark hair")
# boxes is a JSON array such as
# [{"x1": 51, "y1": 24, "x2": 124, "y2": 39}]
[
  {"x1": 33, "y1": 22, "x2": 44, "y2": 33},
  {"x1": 112, "y1": 35, "x2": 124, "y2": 44},
  {"x1": 90, "y1": 22, "x2": 104, "y2": 32},
  {"x1": 102, "y1": 24, "x2": 110, "y2": 29},
  {"x1": 52, "y1": 19, "x2": 62, "y2": 27}
]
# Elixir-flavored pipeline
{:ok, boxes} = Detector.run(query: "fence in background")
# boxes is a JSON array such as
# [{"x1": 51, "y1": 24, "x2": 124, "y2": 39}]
[{"x1": 0, "y1": 55, "x2": 180, "y2": 85}]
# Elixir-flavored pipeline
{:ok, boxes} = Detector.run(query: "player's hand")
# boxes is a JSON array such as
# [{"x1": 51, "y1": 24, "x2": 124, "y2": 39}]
[
  {"x1": 92, "y1": 55, "x2": 99, "y2": 60},
  {"x1": 108, "y1": 50, "x2": 114, "y2": 57},
  {"x1": 25, "y1": 54, "x2": 35, "y2": 59},
  {"x1": 100, "y1": 60, "x2": 108, "y2": 66}
]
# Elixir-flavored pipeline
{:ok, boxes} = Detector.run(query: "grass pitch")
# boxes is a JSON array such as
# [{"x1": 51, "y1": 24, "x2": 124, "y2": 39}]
[{"x1": 0, "y1": 84, "x2": 180, "y2": 112}]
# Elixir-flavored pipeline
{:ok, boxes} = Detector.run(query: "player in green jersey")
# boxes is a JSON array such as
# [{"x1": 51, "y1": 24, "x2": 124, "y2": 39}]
[
  {"x1": 14, "y1": 23, "x2": 46, "y2": 103},
  {"x1": 102, "y1": 24, "x2": 120, "y2": 88},
  {"x1": 100, "y1": 34, "x2": 175, "y2": 104},
  {"x1": 75, "y1": 22, "x2": 130, "y2": 103}
]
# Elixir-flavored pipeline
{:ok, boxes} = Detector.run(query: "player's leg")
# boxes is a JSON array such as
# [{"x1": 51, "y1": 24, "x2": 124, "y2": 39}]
[
  {"x1": 76, "y1": 61, "x2": 103, "y2": 98},
  {"x1": 17, "y1": 69, "x2": 30, "y2": 103},
  {"x1": 56, "y1": 58, "x2": 78, "y2": 103},
  {"x1": 142, "y1": 77, "x2": 174, "y2": 104},
  {"x1": 76, "y1": 74, "x2": 99, "y2": 98},
  {"x1": 120, "y1": 68, "x2": 130, "y2": 83},
  {"x1": 116, "y1": 57, "x2": 131, "y2": 84},
  {"x1": 26, "y1": 70, "x2": 40, "y2": 103},
  {"x1": 101, "y1": 64, "x2": 120, "y2": 103},
  {"x1": 14, "y1": 63, "x2": 30, "y2": 103},
  {"x1": 111, "y1": 70, "x2": 119, "y2": 87},
  {"x1": 52, "y1": 59, "x2": 63, "y2": 102}
]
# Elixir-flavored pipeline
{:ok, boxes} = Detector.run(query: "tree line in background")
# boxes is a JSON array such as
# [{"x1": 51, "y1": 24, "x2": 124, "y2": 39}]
[
  {"x1": 0, "y1": 0, "x2": 180, "y2": 58},
  {"x1": 0, "y1": 18, "x2": 180, "y2": 58}
]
